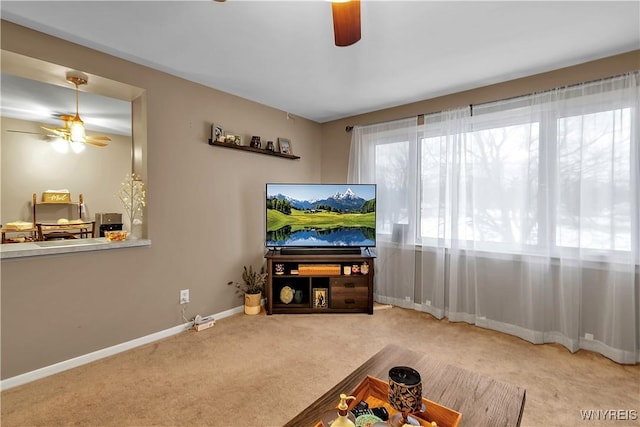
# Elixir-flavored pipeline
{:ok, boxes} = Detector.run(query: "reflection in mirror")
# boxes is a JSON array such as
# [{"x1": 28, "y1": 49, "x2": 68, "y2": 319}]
[{"x1": 1, "y1": 73, "x2": 133, "y2": 237}]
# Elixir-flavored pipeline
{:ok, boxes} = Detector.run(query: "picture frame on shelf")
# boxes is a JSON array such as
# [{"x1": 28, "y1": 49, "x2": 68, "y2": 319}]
[
  {"x1": 212, "y1": 124, "x2": 225, "y2": 142},
  {"x1": 226, "y1": 134, "x2": 242, "y2": 146},
  {"x1": 313, "y1": 288, "x2": 328, "y2": 309},
  {"x1": 278, "y1": 138, "x2": 291, "y2": 154}
]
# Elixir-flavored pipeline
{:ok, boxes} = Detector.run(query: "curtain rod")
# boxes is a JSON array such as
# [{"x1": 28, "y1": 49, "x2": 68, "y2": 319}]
[
  {"x1": 345, "y1": 114, "x2": 425, "y2": 133},
  {"x1": 344, "y1": 71, "x2": 636, "y2": 132}
]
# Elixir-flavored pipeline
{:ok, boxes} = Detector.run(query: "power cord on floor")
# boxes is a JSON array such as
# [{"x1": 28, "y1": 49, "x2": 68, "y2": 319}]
[{"x1": 180, "y1": 303, "x2": 192, "y2": 325}]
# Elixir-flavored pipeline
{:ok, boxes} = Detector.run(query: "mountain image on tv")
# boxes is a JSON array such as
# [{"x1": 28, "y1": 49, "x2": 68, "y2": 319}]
[{"x1": 266, "y1": 184, "x2": 376, "y2": 247}]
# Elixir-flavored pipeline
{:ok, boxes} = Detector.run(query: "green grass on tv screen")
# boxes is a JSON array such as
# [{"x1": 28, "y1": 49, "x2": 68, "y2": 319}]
[{"x1": 267, "y1": 208, "x2": 375, "y2": 232}]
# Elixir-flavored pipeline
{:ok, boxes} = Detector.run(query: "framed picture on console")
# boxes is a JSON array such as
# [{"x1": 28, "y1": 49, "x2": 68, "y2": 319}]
[
  {"x1": 313, "y1": 288, "x2": 328, "y2": 309},
  {"x1": 278, "y1": 138, "x2": 291, "y2": 154}
]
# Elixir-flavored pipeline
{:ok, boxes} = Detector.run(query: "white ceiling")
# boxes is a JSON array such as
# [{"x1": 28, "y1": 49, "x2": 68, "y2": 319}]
[
  {"x1": 1, "y1": 73, "x2": 133, "y2": 135},
  {"x1": 1, "y1": 0, "x2": 639, "y2": 131}
]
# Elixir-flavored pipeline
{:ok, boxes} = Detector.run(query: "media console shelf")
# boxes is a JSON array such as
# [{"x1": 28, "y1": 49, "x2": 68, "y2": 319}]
[{"x1": 265, "y1": 249, "x2": 375, "y2": 315}]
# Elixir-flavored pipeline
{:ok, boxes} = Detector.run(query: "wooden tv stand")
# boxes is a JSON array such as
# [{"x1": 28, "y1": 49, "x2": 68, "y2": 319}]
[{"x1": 264, "y1": 249, "x2": 375, "y2": 315}]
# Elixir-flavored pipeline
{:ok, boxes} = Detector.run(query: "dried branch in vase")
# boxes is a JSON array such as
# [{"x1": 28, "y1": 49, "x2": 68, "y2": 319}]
[{"x1": 117, "y1": 173, "x2": 146, "y2": 232}]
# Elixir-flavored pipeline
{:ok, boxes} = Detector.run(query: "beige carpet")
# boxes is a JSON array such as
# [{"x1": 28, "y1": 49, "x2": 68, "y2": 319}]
[{"x1": 1, "y1": 306, "x2": 639, "y2": 427}]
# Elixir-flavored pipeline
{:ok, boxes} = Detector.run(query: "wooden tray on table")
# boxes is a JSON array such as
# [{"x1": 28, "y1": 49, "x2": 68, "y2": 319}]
[{"x1": 315, "y1": 375, "x2": 461, "y2": 427}]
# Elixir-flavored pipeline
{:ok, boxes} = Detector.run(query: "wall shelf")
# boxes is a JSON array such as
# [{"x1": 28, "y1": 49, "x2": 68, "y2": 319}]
[{"x1": 208, "y1": 139, "x2": 300, "y2": 160}]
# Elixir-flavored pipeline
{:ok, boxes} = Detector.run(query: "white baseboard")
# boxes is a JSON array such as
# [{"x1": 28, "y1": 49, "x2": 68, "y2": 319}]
[{"x1": 1, "y1": 304, "x2": 246, "y2": 391}]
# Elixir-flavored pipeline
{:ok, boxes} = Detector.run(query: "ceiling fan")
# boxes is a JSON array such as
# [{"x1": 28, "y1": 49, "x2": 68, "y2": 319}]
[
  {"x1": 212, "y1": 0, "x2": 361, "y2": 47},
  {"x1": 39, "y1": 72, "x2": 111, "y2": 151},
  {"x1": 331, "y1": 0, "x2": 361, "y2": 47}
]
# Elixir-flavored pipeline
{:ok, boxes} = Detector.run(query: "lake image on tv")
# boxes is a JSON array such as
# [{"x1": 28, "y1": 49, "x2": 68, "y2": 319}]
[{"x1": 266, "y1": 184, "x2": 376, "y2": 247}]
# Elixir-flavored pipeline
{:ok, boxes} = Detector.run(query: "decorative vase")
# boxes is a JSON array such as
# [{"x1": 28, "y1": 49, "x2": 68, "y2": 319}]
[
  {"x1": 250, "y1": 136, "x2": 262, "y2": 148},
  {"x1": 244, "y1": 292, "x2": 262, "y2": 315},
  {"x1": 294, "y1": 289, "x2": 303, "y2": 304},
  {"x1": 388, "y1": 366, "x2": 423, "y2": 426},
  {"x1": 128, "y1": 221, "x2": 143, "y2": 240},
  {"x1": 266, "y1": 140, "x2": 275, "y2": 151}
]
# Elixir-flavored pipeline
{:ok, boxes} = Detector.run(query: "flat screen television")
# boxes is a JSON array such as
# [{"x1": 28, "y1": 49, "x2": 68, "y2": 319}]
[{"x1": 265, "y1": 183, "x2": 376, "y2": 251}]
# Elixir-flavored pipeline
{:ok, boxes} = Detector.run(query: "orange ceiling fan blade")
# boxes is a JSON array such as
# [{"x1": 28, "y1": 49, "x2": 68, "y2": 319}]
[
  {"x1": 84, "y1": 140, "x2": 109, "y2": 147},
  {"x1": 41, "y1": 125, "x2": 67, "y2": 136},
  {"x1": 332, "y1": 0, "x2": 361, "y2": 47},
  {"x1": 6, "y1": 129, "x2": 43, "y2": 135},
  {"x1": 86, "y1": 135, "x2": 111, "y2": 142}
]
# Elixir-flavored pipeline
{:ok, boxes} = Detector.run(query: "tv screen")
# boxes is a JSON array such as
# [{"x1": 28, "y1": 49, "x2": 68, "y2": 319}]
[{"x1": 266, "y1": 183, "x2": 376, "y2": 248}]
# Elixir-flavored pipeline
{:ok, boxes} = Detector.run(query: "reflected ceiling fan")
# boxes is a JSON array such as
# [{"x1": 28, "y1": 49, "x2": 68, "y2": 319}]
[
  {"x1": 39, "y1": 72, "x2": 111, "y2": 152},
  {"x1": 212, "y1": 0, "x2": 361, "y2": 47}
]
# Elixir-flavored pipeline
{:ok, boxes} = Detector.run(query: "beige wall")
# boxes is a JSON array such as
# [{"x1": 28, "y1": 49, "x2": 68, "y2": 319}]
[
  {"x1": 320, "y1": 50, "x2": 640, "y2": 183},
  {"x1": 1, "y1": 21, "x2": 323, "y2": 379},
  {"x1": 1, "y1": 19, "x2": 638, "y2": 380}
]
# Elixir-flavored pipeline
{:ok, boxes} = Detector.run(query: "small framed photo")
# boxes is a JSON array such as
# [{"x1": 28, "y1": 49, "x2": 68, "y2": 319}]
[
  {"x1": 226, "y1": 134, "x2": 242, "y2": 146},
  {"x1": 212, "y1": 124, "x2": 225, "y2": 142},
  {"x1": 278, "y1": 138, "x2": 291, "y2": 154},
  {"x1": 313, "y1": 288, "x2": 328, "y2": 309}
]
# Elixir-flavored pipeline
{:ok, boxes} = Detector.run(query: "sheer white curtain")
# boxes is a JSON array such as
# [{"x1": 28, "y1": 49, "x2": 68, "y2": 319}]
[
  {"x1": 348, "y1": 117, "x2": 420, "y2": 311},
  {"x1": 349, "y1": 72, "x2": 639, "y2": 364}
]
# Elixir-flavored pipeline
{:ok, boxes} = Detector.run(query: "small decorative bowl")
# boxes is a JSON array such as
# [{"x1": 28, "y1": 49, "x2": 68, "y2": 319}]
[
  {"x1": 355, "y1": 414, "x2": 383, "y2": 427},
  {"x1": 104, "y1": 230, "x2": 128, "y2": 241}
]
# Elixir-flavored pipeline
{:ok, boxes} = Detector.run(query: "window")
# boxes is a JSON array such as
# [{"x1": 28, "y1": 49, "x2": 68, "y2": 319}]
[
  {"x1": 349, "y1": 74, "x2": 639, "y2": 365},
  {"x1": 556, "y1": 108, "x2": 632, "y2": 251},
  {"x1": 413, "y1": 79, "x2": 638, "y2": 258},
  {"x1": 375, "y1": 141, "x2": 411, "y2": 235}
]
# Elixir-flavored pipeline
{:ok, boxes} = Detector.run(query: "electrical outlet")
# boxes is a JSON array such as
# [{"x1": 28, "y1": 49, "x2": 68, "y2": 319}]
[
  {"x1": 180, "y1": 289, "x2": 190, "y2": 304},
  {"x1": 585, "y1": 333, "x2": 594, "y2": 340}
]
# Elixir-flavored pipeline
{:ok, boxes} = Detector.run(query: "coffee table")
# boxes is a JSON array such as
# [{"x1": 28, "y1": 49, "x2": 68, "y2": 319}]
[{"x1": 285, "y1": 344, "x2": 526, "y2": 427}]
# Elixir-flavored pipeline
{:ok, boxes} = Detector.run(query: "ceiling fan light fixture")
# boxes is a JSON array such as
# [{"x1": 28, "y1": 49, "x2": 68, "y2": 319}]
[
  {"x1": 70, "y1": 114, "x2": 86, "y2": 143},
  {"x1": 70, "y1": 139, "x2": 86, "y2": 154},
  {"x1": 52, "y1": 138, "x2": 69, "y2": 154},
  {"x1": 67, "y1": 72, "x2": 88, "y2": 143},
  {"x1": 332, "y1": 0, "x2": 361, "y2": 47},
  {"x1": 38, "y1": 71, "x2": 111, "y2": 151}
]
